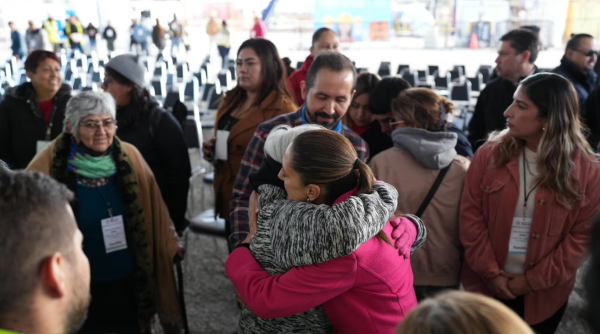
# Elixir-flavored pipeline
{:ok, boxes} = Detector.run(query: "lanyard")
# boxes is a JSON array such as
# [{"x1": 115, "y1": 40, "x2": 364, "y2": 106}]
[
  {"x1": 96, "y1": 180, "x2": 113, "y2": 217},
  {"x1": 45, "y1": 102, "x2": 58, "y2": 141},
  {"x1": 522, "y1": 149, "x2": 541, "y2": 217}
]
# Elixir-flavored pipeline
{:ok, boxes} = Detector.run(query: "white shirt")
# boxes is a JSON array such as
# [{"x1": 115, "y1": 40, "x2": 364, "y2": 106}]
[{"x1": 504, "y1": 147, "x2": 539, "y2": 274}]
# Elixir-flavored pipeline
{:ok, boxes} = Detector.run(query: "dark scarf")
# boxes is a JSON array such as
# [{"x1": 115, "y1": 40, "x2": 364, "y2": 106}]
[{"x1": 50, "y1": 133, "x2": 157, "y2": 331}]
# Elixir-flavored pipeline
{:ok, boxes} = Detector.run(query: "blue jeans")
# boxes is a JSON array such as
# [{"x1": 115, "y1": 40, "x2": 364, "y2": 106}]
[{"x1": 171, "y1": 37, "x2": 182, "y2": 56}]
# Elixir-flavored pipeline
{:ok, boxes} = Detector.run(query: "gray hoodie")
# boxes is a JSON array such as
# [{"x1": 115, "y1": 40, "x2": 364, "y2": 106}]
[{"x1": 392, "y1": 127, "x2": 458, "y2": 170}]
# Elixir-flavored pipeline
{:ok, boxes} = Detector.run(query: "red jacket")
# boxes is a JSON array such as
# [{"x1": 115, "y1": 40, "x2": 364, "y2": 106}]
[
  {"x1": 286, "y1": 55, "x2": 313, "y2": 106},
  {"x1": 460, "y1": 142, "x2": 600, "y2": 324}
]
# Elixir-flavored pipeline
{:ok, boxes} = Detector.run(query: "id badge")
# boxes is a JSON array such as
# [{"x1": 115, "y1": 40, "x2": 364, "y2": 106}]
[
  {"x1": 508, "y1": 217, "x2": 532, "y2": 254},
  {"x1": 36, "y1": 140, "x2": 51, "y2": 153},
  {"x1": 215, "y1": 130, "x2": 230, "y2": 161},
  {"x1": 101, "y1": 215, "x2": 128, "y2": 253}
]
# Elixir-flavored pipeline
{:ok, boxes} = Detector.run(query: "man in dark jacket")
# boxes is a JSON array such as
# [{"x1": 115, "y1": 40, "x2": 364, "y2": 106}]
[
  {"x1": 468, "y1": 29, "x2": 539, "y2": 151},
  {"x1": 553, "y1": 34, "x2": 598, "y2": 105},
  {"x1": 102, "y1": 54, "x2": 191, "y2": 234},
  {"x1": 0, "y1": 51, "x2": 72, "y2": 169},
  {"x1": 103, "y1": 21, "x2": 117, "y2": 52},
  {"x1": 369, "y1": 76, "x2": 473, "y2": 159},
  {"x1": 8, "y1": 22, "x2": 25, "y2": 59}
]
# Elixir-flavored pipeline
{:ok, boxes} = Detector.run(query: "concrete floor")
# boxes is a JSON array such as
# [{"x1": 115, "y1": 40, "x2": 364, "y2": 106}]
[{"x1": 171, "y1": 149, "x2": 593, "y2": 334}]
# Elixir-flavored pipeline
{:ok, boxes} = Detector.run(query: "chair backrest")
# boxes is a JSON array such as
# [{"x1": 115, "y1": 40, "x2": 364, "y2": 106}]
[
  {"x1": 202, "y1": 83, "x2": 216, "y2": 102},
  {"x1": 228, "y1": 65, "x2": 236, "y2": 81},
  {"x1": 468, "y1": 73, "x2": 483, "y2": 92},
  {"x1": 184, "y1": 76, "x2": 199, "y2": 102},
  {"x1": 154, "y1": 63, "x2": 167, "y2": 79},
  {"x1": 164, "y1": 91, "x2": 180, "y2": 109},
  {"x1": 417, "y1": 70, "x2": 427, "y2": 80},
  {"x1": 357, "y1": 68, "x2": 369, "y2": 74},
  {"x1": 166, "y1": 73, "x2": 176, "y2": 87},
  {"x1": 91, "y1": 68, "x2": 104, "y2": 84},
  {"x1": 217, "y1": 71, "x2": 232, "y2": 90},
  {"x1": 65, "y1": 69, "x2": 74, "y2": 82},
  {"x1": 402, "y1": 71, "x2": 418, "y2": 87},
  {"x1": 296, "y1": 61, "x2": 304, "y2": 69},
  {"x1": 18, "y1": 73, "x2": 27, "y2": 85},
  {"x1": 418, "y1": 83, "x2": 434, "y2": 89},
  {"x1": 428, "y1": 65, "x2": 439, "y2": 76},
  {"x1": 72, "y1": 77, "x2": 83, "y2": 91},
  {"x1": 380, "y1": 61, "x2": 391, "y2": 67},
  {"x1": 449, "y1": 69, "x2": 462, "y2": 82},
  {"x1": 453, "y1": 65, "x2": 466, "y2": 76},
  {"x1": 397, "y1": 64, "x2": 410, "y2": 75},
  {"x1": 200, "y1": 63, "x2": 212, "y2": 81},
  {"x1": 193, "y1": 69, "x2": 207, "y2": 87},
  {"x1": 450, "y1": 80, "x2": 472, "y2": 101},
  {"x1": 478, "y1": 67, "x2": 492, "y2": 84},
  {"x1": 151, "y1": 79, "x2": 166, "y2": 98},
  {"x1": 377, "y1": 64, "x2": 391, "y2": 77},
  {"x1": 434, "y1": 73, "x2": 451, "y2": 89},
  {"x1": 207, "y1": 86, "x2": 223, "y2": 111},
  {"x1": 176, "y1": 63, "x2": 189, "y2": 80}
]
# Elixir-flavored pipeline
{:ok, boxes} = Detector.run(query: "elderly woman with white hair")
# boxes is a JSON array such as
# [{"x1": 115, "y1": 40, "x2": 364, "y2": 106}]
[{"x1": 27, "y1": 91, "x2": 184, "y2": 334}]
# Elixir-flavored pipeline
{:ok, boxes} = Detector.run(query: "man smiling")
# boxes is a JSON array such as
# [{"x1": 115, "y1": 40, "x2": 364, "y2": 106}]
[
  {"x1": 0, "y1": 50, "x2": 72, "y2": 169},
  {"x1": 229, "y1": 52, "x2": 368, "y2": 248}
]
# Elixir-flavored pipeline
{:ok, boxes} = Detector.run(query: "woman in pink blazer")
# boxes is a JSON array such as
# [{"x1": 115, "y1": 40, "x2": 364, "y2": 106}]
[
  {"x1": 227, "y1": 129, "x2": 421, "y2": 333},
  {"x1": 460, "y1": 73, "x2": 600, "y2": 334}
]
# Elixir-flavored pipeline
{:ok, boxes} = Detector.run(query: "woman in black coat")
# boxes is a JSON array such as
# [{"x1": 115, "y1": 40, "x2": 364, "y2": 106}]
[{"x1": 102, "y1": 54, "x2": 191, "y2": 234}]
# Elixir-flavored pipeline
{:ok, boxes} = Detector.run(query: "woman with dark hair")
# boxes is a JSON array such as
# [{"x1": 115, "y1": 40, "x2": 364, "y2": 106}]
[
  {"x1": 227, "y1": 129, "x2": 424, "y2": 333},
  {"x1": 342, "y1": 72, "x2": 391, "y2": 160},
  {"x1": 202, "y1": 38, "x2": 296, "y2": 238},
  {"x1": 371, "y1": 88, "x2": 469, "y2": 301},
  {"x1": 102, "y1": 54, "x2": 191, "y2": 235},
  {"x1": 281, "y1": 57, "x2": 295, "y2": 79},
  {"x1": 460, "y1": 73, "x2": 600, "y2": 334},
  {"x1": 86, "y1": 23, "x2": 98, "y2": 51}
]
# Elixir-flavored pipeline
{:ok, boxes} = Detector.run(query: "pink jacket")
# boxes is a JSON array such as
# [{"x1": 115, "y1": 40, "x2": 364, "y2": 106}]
[
  {"x1": 460, "y1": 143, "x2": 600, "y2": 324},
  {"x1": 251, "y1": 21, "x2": 266, "y2": 38},
  {"x1": 226, "y1": 191, "x2": 418, "y2": 333}
]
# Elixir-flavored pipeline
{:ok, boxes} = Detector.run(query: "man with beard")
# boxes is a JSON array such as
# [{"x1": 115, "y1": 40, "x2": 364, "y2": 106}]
[
  {"x1": 229, "y1": 52, "x2": 369, "y2": 248},
  {"x1": 0, "y1": 169, "x2": 90, "y2": 334}
]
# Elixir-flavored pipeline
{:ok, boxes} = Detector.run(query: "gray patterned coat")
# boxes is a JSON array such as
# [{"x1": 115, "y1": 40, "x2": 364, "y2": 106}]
[{"x1": 238, "y1": 182, "x2": 414, "y2": 333}]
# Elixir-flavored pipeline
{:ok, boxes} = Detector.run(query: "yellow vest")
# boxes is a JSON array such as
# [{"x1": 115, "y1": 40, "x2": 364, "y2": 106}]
[{"x1": 43, "y1": 20, "x2": 59, "y2": 43}]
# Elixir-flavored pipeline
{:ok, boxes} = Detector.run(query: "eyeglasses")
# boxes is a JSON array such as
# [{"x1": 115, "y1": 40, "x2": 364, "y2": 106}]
[
  {"x1": 572, "y1": 48, "x2": 599, "y2": 58},
  {"x1": 80, "y1": 119, "x2": 117, "y2": 132}
]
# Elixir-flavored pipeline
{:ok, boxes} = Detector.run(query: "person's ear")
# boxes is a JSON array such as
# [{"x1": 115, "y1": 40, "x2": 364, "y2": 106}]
[
  {"x1": 26, "y1": 71, "x2": 35, "y2": 81},
  {"x1": 301, "y1": 81, "x2": 308, "y2": 101},
  {"x1": 306, "y1": 184, "x2": 321, "y2": 202},
  {"x1": 309, "y1": 46, "x2": 315, "y2": 57},
  {"x1": 521, "y1": 50, "x2": 531, "y2": 65},
  {"x1": 41, "y1": 253, "x2": 68, "y2": 298}
]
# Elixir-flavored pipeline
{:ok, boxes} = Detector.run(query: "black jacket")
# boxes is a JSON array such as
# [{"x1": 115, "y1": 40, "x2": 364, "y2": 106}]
[
  {"x1": 116, "y1": 98, "x2": 191, "y2": 233},
  {"x1": 553, "y1": 57, "x2": 598, "y2": 105},
  {"x1": 361, "y1": 122, "x2": 393, "y2": 162},
  {"x1": 0, "y1": 82, "x2": 72, "y2": 169},
  {"x1": 103, "y1": 26, "x2": 117, "y2": 41},
  {"x1": 584, "y1": 85, "x2": 600, "y2": 150},
  {"x1": 468, "y1": 71, "x2": 539, "y2": 151}
]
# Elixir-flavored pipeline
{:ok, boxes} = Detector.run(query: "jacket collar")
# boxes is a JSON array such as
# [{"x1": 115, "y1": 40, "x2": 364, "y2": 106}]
[
  {"x1": 559, "y1": 56, "x2": 597, "y2": 86},
  {"x1": 6, "y1": 82, "x2": 72, "y2": 102}
]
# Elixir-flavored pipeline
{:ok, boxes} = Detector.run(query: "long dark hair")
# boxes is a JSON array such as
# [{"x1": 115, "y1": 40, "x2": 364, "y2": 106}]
[
  {"x1": 343, "y1": 72, "x2": 380, "y2": 127},
  {"x1": 220, "y1": 38, "x2": 291, "y2": 111},
  {"x1": 289, "y1": 130, "x2": 393, "y2": 246},
  {"x1": 104, "y1": 66, "x2": 152, "y2": 129}
]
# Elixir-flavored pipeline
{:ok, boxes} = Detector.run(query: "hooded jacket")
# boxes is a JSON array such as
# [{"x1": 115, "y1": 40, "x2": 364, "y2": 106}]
[
  {"x1": 0, "y1": 82, "x2": 72, "y2": 169},
  {"x1": 370, "y1": 127, "x2": 470, "y2": 287}
]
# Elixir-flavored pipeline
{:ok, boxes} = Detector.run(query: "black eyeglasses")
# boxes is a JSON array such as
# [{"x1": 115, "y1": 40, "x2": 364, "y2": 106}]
[{"x1": 572, "y1": 48, "x2": 599, "y2": 58}]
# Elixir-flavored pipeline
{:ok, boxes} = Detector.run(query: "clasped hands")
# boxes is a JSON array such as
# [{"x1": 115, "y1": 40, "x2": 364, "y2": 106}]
[{"x1": 487, "y1": 271, "x2": 533, "y2": 300}]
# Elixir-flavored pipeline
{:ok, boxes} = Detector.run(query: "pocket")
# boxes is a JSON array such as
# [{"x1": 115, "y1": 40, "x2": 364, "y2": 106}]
[
  {"x1": 547, "y1": 194, "x2": 582, "y2": 236},
  {"x1": 479, "y1": 175, "x2": 509, "y2": 222}
]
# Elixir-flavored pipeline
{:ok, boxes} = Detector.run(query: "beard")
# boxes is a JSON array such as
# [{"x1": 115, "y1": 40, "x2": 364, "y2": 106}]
[
  {"x1": 305, "y1": 106, "x2": 341, "y2": 130},
  {"x1": 63, "y1": 271, "x2": 91, "y2": 334}
]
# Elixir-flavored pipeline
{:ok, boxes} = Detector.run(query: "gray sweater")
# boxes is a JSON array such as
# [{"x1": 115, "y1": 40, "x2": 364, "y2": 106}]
[{"x1": 239, "y1": 182, "x2": 405, "y2": 333}]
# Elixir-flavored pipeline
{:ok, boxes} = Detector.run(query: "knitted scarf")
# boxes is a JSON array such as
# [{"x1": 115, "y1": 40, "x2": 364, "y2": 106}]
[
  {"x1": 67, "y1": 139, "x2": 117, "y2": 179},
  {"x1": 50, "y1": 133, "x2": 157, "y2": 332}
]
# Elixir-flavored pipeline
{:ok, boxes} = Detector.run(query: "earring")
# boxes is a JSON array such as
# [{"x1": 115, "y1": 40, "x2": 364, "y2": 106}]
[
  {"x1": 543, "y1": 127, "x2": 546, "y2": 131},
  {"x1": 306, "y1": 197, "x2": 311, "y2": 202}
]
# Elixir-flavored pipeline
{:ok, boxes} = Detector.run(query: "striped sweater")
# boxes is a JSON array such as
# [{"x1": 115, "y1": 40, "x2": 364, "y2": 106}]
[{"x1": 239, "y1": 182, "x2": 400, "y2": 333}]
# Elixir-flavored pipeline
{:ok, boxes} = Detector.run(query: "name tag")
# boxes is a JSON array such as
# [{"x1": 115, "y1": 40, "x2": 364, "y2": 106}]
[
  {"x1": 215, "y1": 130, "x2": 230, "y2": 161},
  {"x1": 36, "y1": 140, "x2": 51, "y2": 153},
  {"x1": 508, "y1": 217, "x2": 532, "y2": 254},
  {"x1": 101, "y1": 215, "x2": 128, "y2": 253}
]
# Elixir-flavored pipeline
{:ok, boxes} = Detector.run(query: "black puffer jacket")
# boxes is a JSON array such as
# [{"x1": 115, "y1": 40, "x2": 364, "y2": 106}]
[
  {"x1": 0, "y1": 82, "x2": 72, "y2": 169},
  {"x1": 116, "y1": 97, "x2": 191, "y2": 233}
]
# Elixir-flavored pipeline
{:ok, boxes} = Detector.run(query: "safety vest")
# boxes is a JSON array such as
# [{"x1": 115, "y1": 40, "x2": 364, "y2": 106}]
[
  {"x1": 65, "y1": 21, "x2": 84, "y2": 45},
  {"x1": 43, "y1": 20, "x2": 59, "y2": 43}
]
